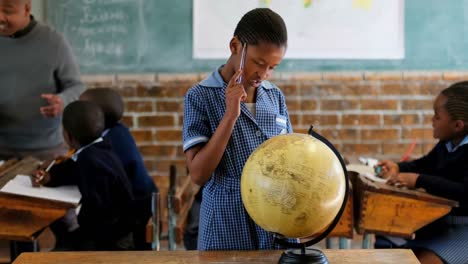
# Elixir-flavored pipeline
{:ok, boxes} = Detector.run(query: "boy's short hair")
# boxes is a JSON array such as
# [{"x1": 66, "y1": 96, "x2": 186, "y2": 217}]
[
  {"x1": 63, "y1": 101, "x2": 105, "y2": 146},
  {"x1": 234, "y1": 8, "x2": 287, "y2": 47},
  {"x1": 80, "y1": 88, "x2": 124, "y2": 129},
  {"x1": 442, "y1": 82, "x2": 468, "y2": 124}
]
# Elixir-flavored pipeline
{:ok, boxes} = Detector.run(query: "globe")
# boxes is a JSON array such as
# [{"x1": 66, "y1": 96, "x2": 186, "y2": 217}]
[{"x1": 241, "y1": 133, "x2": 346, "y2": 239}]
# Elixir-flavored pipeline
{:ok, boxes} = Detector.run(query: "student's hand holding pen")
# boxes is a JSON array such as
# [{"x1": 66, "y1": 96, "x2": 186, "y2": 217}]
[
  {"x1": 225, "y1": 69, "x2": 247, "y2": 120},
  {"x1": 32, "y1": 169, "x2": 51, "y2": 187},
  {"x1": 32, "y1": 160, "x2": 55, "y2": 187},
  {"x1": 375, "y1": 160, "x2": 399, "y2": 179}
]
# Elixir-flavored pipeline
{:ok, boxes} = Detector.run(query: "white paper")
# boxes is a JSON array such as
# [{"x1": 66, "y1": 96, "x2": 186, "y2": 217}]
[
  {"x1": 0, "y1": 175, "x2": 81, "y2": 205},
  {"x1": 346, "y1": 163, "x2": 387, "y2": 183},
  {"x1": 193, "y1": 0, "x2": 404, "y2": 59},
  {"x1": 0, "y1": 160, "x2": 4, "y2": 167}
]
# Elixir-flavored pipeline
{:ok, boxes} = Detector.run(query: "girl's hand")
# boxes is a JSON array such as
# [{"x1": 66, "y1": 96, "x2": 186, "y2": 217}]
[
  {"x1": 375, "y1": 160, "x2": 399, "y2": 179},
  {"x1": 224, "y1": 69, "x2": 247, "y2": 120},
  {"x1": 387, "y1": 173, "x2": 419, "y2": 189}
]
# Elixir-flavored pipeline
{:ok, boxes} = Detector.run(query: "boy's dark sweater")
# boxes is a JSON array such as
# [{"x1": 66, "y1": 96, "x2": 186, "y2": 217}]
[
  {"x1": 46, "y1": 140, "x2": 135, "y2": 240},
  {"x1": 399, "y1": 142, "x2": 468, "y2": 216},
  {"x1": 105, "y1": 122, "x2": 157, "y2": 199}
]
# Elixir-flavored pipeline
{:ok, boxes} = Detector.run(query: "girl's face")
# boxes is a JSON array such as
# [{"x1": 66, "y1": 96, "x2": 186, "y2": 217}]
[
  {"x1": 238, "y1": 41, "x2": 286, "y2": 89},
  {"x1": 432, "y1": 94, "x2": 458, "y2": 141}
]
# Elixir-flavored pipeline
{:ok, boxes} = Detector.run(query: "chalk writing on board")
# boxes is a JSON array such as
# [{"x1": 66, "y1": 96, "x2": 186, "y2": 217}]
[{"x1": 55, "y1": 0, "x2": 149, "y2": 70}]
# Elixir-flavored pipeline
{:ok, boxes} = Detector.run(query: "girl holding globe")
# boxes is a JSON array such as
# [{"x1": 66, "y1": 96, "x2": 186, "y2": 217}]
[
  {"x1": 376, "y1": 82, "x2": 468, "y2": 264},
  {"x1": 182, "y1": 8, "x2": 293, "y2": 250}
]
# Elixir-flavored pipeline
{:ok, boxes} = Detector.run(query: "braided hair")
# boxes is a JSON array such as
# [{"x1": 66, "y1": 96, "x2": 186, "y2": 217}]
[
  {"x1": 234, "y1": 8, "x2": 287, "y2": 47},
  {"x1": 441, "y1": 81, "x2": 468, "y2": 133}
]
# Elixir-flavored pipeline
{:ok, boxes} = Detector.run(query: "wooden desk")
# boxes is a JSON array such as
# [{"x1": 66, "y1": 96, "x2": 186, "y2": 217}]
[
  {"x1": 0, "y1": 157, "x2": 76, "y2": 261},
  {"x1": 13, "y1": 249, "x2": 420, "y2": 264},
  {"x1": 352, "y1": 173, "x2": 458, "y2": 247},
  {"x1": 0, "y1": 158, "x2": 18, "y2": 175}
]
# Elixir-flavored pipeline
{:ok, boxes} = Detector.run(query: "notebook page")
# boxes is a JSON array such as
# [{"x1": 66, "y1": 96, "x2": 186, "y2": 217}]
[{"x1": 0, "y1": 175, "x2": 81, "y2": 205}]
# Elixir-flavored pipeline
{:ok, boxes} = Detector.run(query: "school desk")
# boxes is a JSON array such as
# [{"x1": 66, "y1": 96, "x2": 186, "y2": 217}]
[
  {"x1": 0, "y1": 157, "x2": 75, "y2": 260},
  {"x1": 0, "y1": 158, "x2": 18, "y2": 175},
  {"x1": 352, "y1": 172, "x2": 459, "y2": 248},
  {"x1": 13, "y1": 249, "x2": 420, "y2": 264}
]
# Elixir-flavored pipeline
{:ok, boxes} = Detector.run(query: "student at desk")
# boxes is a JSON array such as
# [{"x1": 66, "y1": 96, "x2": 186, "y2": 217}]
[
  {"x1": 34, "y1": 101, "x2": 135, "y2": 251},
  {"x1": 79, "y1": 88, "x2": 158, "y2": 250},
  {"x1": 376, "y1": 82, "x2": 468, "y2": 264}
]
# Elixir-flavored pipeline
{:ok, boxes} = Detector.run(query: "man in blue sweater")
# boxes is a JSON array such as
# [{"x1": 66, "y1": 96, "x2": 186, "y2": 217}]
[{"x1": 0, "y1": 0, "x2": 84, "y2": 160}]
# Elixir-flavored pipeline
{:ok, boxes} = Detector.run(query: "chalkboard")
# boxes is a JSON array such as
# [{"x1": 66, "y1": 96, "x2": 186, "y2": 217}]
[{"x1": 47, "y1": 0, "x2": 468, "y2": 73}]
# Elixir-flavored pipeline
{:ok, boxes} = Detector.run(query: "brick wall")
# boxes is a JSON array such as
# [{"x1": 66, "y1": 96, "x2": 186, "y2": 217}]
[{"x1": 82, "y1": 71, "x2": 468, "y2": 178}]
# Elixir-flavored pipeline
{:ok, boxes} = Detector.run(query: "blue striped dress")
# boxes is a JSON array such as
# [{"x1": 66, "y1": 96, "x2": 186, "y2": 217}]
[{"x1": 183, "y1": 67, "x2": 293, "y2": 250}]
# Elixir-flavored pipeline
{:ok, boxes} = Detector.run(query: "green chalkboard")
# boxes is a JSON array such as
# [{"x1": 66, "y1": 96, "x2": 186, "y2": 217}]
[{"x1": 47, "y1": 0, "x2": 468, "y2": 73}]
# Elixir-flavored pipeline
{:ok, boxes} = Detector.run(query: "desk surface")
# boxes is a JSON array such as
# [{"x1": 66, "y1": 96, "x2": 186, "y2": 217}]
[
  {"x1": 0, "y1": 157, "x2": 73, "y2": 241},
  {"x1": 13, "y1": 249, "x2": 420, "y2": 264}
]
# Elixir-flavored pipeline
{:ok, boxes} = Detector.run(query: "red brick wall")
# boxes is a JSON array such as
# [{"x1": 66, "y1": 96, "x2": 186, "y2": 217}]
[{"x1": 82, "y1": 71, "x2": 468, "y2": 177}]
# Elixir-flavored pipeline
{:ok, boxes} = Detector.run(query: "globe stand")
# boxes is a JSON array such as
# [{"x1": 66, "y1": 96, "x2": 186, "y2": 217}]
[{"x1": 279, "y1": 248, "x2": 328, "y2": 264}]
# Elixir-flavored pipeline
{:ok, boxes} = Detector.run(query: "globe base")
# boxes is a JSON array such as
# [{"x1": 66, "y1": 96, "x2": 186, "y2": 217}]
[{"x1": 278, "y1": 248, "x2": 328, "y2": 264}]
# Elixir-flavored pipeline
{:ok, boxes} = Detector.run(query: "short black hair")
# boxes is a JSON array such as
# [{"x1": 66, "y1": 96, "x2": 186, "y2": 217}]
[
  {"x1": 80, "y1": 88, "x2": 124, "y2": 129},
  {"x1": 62, "y1": 101, "x2": 105, "y2": 146},
  {"x1": 234, "y1": 8, "x2": 287, "y2": 47},
  {"x1": 441, "y1": 82, "x2": 468, "y2": 125}
]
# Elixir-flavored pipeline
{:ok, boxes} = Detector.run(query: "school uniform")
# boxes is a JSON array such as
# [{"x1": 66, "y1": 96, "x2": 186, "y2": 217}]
[
  {"x1": 103, "y1": 123, "x2": 158, "y2": 249},
  {"x1": 183, "y1": 66, "x2": 293, "y2": 250},
  {"x1": 400, "y1": 136, "x2": 468, "y2": 264},
  {"x1": 47, "y1": 138, "x2": 135, "y2": 250}
]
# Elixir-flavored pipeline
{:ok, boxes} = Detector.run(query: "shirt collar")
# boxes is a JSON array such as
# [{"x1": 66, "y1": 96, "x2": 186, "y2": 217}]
[
  {"x1": 10, "y1": 15, "x2": 37, "y2": 39},
  {"x1": 445, "y1": 135, "x2": 468, "y2": 153},
  {"x1": 101, "y1": 129, "x2": 111, "y2": 137},
  {"x1": 71, "y1": 137, "x2": 104, "y2": 162},
  {"x1": 199, "y1": 65, "x2": 274, "y2": 90}
]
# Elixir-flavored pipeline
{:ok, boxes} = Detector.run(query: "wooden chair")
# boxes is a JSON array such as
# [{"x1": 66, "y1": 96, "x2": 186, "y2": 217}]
[{"x1": 146, "y1": 165, "x2": 199, "y2": 250}]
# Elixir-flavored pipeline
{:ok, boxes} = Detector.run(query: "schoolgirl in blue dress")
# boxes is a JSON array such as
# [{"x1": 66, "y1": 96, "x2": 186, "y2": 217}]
[{"x1": 183, "y1": 8, "x2": 293, "y2": 250}]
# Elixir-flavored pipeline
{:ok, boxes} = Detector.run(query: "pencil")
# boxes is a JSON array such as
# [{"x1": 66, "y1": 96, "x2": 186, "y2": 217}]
[{"x1": 45, "y1": 160, "x2": 56, "y2": 172}]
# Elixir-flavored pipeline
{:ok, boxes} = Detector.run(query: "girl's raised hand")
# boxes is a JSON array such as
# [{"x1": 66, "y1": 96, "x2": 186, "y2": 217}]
[{"x1": 224, "y1": 69, "x2": 247, "y2": 120}]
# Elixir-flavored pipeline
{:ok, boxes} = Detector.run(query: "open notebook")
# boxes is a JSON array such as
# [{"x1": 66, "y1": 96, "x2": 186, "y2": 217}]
[
  {"x1": 346, "y1": 163, "x2": 387, "y2": 183},
  {"x1": 0, "y1": 175, "x2": 81, "y2": 205}
]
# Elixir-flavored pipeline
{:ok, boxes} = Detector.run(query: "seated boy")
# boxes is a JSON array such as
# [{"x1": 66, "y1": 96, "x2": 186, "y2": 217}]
[
  {"x1": 34, "y1": 101, "x2": 135, "y2": 251},
  {"x1": 79, "y1": 88, "x2": 157, "y2": 249}
]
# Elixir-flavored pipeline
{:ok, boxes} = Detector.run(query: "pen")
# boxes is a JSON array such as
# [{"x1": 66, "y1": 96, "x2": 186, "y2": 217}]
[
  {"x1": 237, "y1": 42, "x2": 247, "y2": 84},
  {"x1": 374, "y1": 165, "x2": 382, "y2": 176},
  {"x1": 45, "y1": 159, "x2": 56, "y2": 172}
]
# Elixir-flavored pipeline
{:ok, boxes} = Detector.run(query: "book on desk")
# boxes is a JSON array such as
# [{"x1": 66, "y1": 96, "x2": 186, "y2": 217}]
[{"x1": 0, "y1": 174, "x2": 81, "y2": 206}]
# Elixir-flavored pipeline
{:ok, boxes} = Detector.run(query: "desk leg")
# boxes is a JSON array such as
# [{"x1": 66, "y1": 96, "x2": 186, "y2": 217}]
[
  {"x1": 10, "y1": 240, "x2": 39, "y2": 262},
  {"x1": 339, "y1": 238, "x2": 351, "y2": 249},
  {"x1": 362, "y1": 233, "x2": 372, "y2": 249}
]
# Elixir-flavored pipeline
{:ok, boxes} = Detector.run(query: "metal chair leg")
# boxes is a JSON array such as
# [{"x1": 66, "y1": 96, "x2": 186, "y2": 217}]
[{"x1": 151, "y1": 192, "x2": 160, "y2": 251}]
